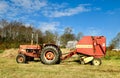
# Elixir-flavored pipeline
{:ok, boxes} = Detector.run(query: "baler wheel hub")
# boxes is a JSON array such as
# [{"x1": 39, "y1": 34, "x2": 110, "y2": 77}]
[{"x1": 92, "y1": 58, "x2": 101, "y2": 66}]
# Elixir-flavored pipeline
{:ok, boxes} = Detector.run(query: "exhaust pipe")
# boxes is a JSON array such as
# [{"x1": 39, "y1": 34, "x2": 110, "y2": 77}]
[{"x1": 31, "y1": 32, "x2": 34, "y2": 45}]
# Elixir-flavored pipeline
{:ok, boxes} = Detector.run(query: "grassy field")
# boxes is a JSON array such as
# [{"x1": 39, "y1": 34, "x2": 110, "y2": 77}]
[{"x1": 0, "y1": 49, "x2": 120, "y2": 78}]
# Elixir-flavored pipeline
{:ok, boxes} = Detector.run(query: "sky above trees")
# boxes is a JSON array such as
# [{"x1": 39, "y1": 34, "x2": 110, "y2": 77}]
[{"x1": 0, "y1": 0, "x2": 120, "y2": 45}]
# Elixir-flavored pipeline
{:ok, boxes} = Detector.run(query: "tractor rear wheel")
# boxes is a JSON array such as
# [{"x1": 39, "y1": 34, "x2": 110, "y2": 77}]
[
  {"x1": 92, "y1": 58, "x2": 101, "y2": 66},
  {"x1": 40, "y1": 46, "x2": 61, "y2": 65},
  {"x1": 16, "y1": 54, "x2": 26, "y2": 63}
]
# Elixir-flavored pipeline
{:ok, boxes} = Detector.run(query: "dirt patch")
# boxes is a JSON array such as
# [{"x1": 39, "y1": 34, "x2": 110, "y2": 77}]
[{"x1": 1, "y1": 49, "x2": 18, "y2": 58}]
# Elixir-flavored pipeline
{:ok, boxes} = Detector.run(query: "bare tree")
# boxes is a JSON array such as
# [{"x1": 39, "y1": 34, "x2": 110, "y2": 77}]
[
  {"x1": 109, "y1": 32, "x2": 120, "y2": 50},
  {"x1": 76, "y1": 32, "x2": 83, "y2": 40},
  {"x1": 60, "y1": 27, "x2": 76, "y2": 47},
  {"x1": 0, "y1": 19, "x2": 9, "y2": 37},
  {"x1": 43, "y1": 30, "x2": 56, "y2": 43}
]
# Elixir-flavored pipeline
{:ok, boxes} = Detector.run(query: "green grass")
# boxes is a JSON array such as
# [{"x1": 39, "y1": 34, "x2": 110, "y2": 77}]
[
  {"x1": 104, "y1": 50, "x2": 120, "y2": 60},
  {"x1": 0, "y1": 50, "x2": 4, "y2": 53},
  {"x1": 0, "y1": 57, "x2": 120, "y2": 78},
  {"x1": 0, "y1": 50, "x2": 120, "y2": 78}
]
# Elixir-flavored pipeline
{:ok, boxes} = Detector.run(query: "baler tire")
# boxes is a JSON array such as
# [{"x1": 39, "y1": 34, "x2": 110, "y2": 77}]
[
  {"x1": 92, "y1": 58, "x2": 101, "y2": 66},
  {"x1": 40, "y1": 46, "x2": 61, "y2": 65},
  {"x1": 16, "y1": 54, "x2": 26, "y2": 63}
]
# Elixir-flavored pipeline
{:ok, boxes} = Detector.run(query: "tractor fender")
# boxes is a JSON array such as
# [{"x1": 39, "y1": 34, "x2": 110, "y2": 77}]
[
  {"x1": 44, "y1": 44, "x2": 58, "y2": 47},
  {"x1": 44, "y1": 44, "x2": 60, "y2": 50},
  {"x1": 18, "y1": 49, "x2": 26, "y2": 54}
]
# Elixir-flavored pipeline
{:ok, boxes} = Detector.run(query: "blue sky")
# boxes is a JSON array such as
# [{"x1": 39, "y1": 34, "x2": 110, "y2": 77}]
[{"x1": 0, "y1": 0, "x2": 120, "y2": 45}]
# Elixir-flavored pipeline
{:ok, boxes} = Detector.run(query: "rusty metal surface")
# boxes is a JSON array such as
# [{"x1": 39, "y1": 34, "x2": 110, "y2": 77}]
[
  {"x1": 19, "y1": 45, "x2": 41, "y2": 49},
  {"x1": 18, "y1": 44, "x2": 41, "y2": 58}
]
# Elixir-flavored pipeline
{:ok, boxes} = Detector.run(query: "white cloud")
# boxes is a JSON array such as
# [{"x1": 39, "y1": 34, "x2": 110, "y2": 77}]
[
  {"x1": 0, "y1": 1, "x2": 9, "y2": 14},
  {"x1": 86, "y1": 27, "x2": 102, "y2": 36},
  {"x1": 106, "y1": 10, "x2": 115, "y2": 15},
  {"x1": 11, "y1": 0, "x2": 47, "y2": 11},
  {"x1": 106, "y1": 8, "x2": 120, "y2": 15},
  {"x1": 24, "y1": 23, "x2": 33, "y2": 27},
  {"x1": 94, "y1": 7, "x2": 101, "y2": 11},
  {"x1": 43, "y1": 4, "x2": 91, "y2": 17},
  {"x1": 0, "y1": 0, "x2": 93, "y2": 20},
  {"x1": 39, "y1": 22, "x2": 60, "y2": 32},
  {"x1": 0, "y1": 0, "x2": 47, "y2": 21},
  {"x1": 0, "y1": 0, "x2": 101, "y2": 28}
]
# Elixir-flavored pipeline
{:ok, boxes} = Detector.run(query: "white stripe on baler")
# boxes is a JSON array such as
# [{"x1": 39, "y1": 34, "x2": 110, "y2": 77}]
[{"x1": 76, "y1": 45, "x2": 93, "y2": 48}]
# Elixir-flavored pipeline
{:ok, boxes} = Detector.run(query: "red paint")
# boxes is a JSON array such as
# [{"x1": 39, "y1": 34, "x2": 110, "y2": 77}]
[
  {"x1": 18, "y1": 45, "x2": 41, "y2": 58},
  {"x1": 76, "y1": 36, "x2": 106, "y2": 58}
]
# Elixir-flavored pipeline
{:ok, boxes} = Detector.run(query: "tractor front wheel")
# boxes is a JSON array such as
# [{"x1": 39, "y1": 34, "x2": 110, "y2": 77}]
[
  {"x1": 16, "y1": 54, "x2": 26, "y2": 63},
  {"x1": 40, "y1": 46, "x2": 61, "y2": 65},
  {"x1": 92, "y1": 58, "x2": 101, "y2": 66}
]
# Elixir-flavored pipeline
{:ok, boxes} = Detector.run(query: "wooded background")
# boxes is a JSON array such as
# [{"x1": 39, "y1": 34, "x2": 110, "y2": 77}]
[{"x1": 0, "y1": 19, "x2": 119, "y2": 50}]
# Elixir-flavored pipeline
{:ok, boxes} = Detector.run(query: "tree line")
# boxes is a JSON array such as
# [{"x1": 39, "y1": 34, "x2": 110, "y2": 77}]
[
  {"x1": 0, "y1": 19, "x2": 119, "y2": 50},
  {"x1": 0, "y1": 19, "x2": 83, "y2": 49}
]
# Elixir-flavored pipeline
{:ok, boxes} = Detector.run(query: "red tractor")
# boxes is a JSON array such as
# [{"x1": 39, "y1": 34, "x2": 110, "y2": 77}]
[{"x1": 16, "y1": 36, "x2": 106, "y2": 66}]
